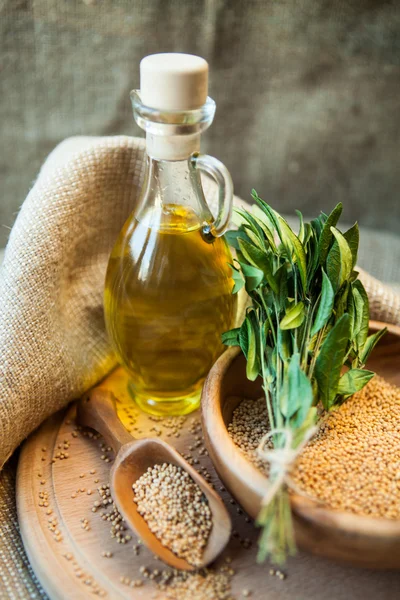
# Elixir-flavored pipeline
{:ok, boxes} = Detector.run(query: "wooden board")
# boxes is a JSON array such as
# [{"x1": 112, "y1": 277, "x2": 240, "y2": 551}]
[{"x1": 17, "y1": 368, "x2": 400, "y2": 600}]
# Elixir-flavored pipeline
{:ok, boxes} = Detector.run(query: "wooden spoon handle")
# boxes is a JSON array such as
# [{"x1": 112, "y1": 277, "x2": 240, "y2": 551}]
[{"x1": 77, "y1": 389, "x2": 134, "y2": 452}]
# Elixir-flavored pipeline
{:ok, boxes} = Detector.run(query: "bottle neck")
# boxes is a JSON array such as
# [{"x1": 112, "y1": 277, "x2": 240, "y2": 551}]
[
  {"x1": 130, "y1": 90, "x2": 216, "y2": 160},
  {"x1": 145, "y1": 133, "x2": 201, "y2": 161},
  {"x1": 136, "y1": 154, "x2": 213, "y2": 228}
]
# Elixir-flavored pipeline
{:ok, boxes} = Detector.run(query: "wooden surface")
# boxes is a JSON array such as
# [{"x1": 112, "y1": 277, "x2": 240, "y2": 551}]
[
  {"x1": 17, "y1": 368, "x2": 400, "y2": 600},
  {"x1": 202, "y1": 321, "x2": 400, "y2": 570}
]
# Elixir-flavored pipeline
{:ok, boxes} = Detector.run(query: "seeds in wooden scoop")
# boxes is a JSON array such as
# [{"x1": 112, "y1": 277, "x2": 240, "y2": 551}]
[
  {"x1": 229, "y1": 376, "x2": 400, "y2": 519},
  {"x1": 132, "y1": 463, "x2": 212, "y2": 567}
]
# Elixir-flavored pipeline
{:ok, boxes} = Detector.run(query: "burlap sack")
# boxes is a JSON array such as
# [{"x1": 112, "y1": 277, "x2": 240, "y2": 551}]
[{"x1": 0, "y1": 135, "x2": 399, "y2": 469}]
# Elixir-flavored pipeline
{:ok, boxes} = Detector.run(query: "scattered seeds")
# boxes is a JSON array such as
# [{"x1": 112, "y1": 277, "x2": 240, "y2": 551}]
[{"x1": 156, "y1": 568, "x2": 232, "y2": 600}]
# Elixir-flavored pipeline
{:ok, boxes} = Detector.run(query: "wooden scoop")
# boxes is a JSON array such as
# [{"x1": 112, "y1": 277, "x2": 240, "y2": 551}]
[{"x1": 77, "y1": 389, "x2": 231, "y2": 571}]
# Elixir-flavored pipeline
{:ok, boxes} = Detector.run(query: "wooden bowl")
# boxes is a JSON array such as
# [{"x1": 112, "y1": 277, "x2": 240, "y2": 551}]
[{"x1": 201, "y1": 320, "x2": 400, "y2": 569}]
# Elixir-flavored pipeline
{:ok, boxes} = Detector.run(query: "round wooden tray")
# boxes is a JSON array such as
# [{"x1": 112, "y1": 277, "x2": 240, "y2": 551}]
[{"x1": 17, "y1": 368, "x2": 400, "y2": 599}]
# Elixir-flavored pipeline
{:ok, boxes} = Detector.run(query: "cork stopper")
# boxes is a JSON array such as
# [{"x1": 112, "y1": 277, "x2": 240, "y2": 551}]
[{"x1": 140, "y1": 53, "x2": 208, "y2": 111}]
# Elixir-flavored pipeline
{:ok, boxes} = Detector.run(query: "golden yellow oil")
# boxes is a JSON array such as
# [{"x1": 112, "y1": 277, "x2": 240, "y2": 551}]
[{"x1": 104, "y1": 204, "x2": 237, "y2": 416}]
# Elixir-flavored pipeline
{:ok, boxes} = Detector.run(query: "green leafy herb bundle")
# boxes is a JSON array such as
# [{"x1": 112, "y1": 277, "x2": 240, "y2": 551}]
[{"x1": 222, "y1": 192, "x2": 386, "y2": 564}]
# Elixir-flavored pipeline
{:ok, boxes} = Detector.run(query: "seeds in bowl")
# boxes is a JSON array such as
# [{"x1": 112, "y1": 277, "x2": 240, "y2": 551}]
[
  {"x1": 132, "y1": 462, "x2": 212, "y2": 567},
  {"x1": 293, "y1": 375, "x2": 400, "y2": 519},
  {"x1": 227, "y1": 397, "x2": 270, "y2": 475},
  {"x1": 228, "y1": 376, "x2": 400, "y2": 519}
]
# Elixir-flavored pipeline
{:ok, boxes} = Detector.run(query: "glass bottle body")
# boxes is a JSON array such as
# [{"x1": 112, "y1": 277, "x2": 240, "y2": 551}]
[{"x1": 104, "y1": 156, "x2": 236, "y2": 415}]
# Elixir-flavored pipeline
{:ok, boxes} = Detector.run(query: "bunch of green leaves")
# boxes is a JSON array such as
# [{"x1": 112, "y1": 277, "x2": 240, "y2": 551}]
[{"x1": 222, "y1": 192, "x2": 386, "y2": 564}]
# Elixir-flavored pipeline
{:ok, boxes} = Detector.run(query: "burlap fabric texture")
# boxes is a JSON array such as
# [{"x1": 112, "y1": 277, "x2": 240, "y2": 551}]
[{"x1": 0, "y1": 135, "x2": 399, "y2": 470}]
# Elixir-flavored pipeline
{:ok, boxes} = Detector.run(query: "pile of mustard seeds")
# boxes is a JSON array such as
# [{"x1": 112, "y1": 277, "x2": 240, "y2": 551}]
[
  {"x1": 229, "y1": 376, "x2": 400, "y2": 519},
  {"x1": 227, "y1": 398, "x2": 270, "y2": 475},
  {"x1": 132, "y1": 463, "x2": 212, "y2": 567},
  {"x1": 293, "y1": 375, "x2": 400, "y2": 519}
]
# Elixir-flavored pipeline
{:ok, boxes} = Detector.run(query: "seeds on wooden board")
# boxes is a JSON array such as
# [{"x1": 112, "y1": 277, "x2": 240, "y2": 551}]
[
  {"x1": 155, "y1": 568, "x2": 233, "y2": 600},
  {"x1": 132, "y1": 463, "x2": 212, "y2": 567},
  {"x1": 229, "y1": 376, "x2": 400, "y2": 519},
  {"x1": 35, "y1": 415, "x2": 241, "y2": 595},
  {"x1": 91, "y1": 485, "x2": 131, "y2": 544},
  {"x1": 33, "y1": 409, "x2": 244, "y2": 599}
]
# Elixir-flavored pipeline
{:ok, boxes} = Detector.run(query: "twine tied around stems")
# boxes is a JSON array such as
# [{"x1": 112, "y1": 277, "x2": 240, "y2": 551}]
[{"x1": 257, "y1": 426, "x2": 318, "y2": 506}]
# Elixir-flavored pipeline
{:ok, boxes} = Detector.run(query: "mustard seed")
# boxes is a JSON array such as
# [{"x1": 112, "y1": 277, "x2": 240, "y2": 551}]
[
  {"x1": 132, "y1": 463, "x2": 212, "y2": 567},
  {"x1": 230, "y1": 376, "x2": 400, "y2": 520},
  {"x1": 155, "y1": 567, "x2": 233, "y2": 599},
  {"x1": 293, "y1": 376, "x2": 400, "y2": 519}
]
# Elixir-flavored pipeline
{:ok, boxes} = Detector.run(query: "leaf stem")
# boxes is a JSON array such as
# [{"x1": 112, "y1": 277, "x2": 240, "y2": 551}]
[
  {"x1": 259, "y1": 291, "x2": 277, "y2": 346},
  {"x1": 293, "y1": 262, "x2": 298, "y2": 350},
  {"x1": 308, "y1": 324, "x2": 326, "y2": 380},
  {"x1": 300, "y1": 301, "x2": 312, "y2": 369},
  {"x1": 259, "y1": 323, "x2": 275, "y2": 431}
]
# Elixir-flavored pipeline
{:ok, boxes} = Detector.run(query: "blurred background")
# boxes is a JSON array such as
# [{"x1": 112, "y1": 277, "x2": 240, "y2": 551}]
[{"x1": 1, "y1": 0, "x2": 399, "y2": 269}]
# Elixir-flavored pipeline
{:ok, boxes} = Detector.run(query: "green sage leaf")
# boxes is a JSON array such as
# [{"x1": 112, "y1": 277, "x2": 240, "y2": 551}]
[
  {"x1": 245, "y1": 315, "x2": 260, "y2": 381},
  {"x1": 281, "y1": 353, "x2": 313, "y2": 426},
  {"x1": 306, "y1": 232, "x2": 320, "y2": 284},
  {"x1": 349, "y1": 270, "x2": 359, "y2": 282},
  {"x1": 251, "y1": 198, "x2": 277, "y2": 237},
  {"x1": 229, "y1": 263, "x2": 245, "y2": 294},
  {"x1": 311, "y1": 217, "x2": 323, "y2": 238},
  {"x1": 265, "y1": 345, "x2": 276, "y2": 378},
  {"x1": 337, "y1": 369, "x2": 375, "y2": 396},
  {"x1": 238, "y1": 239, "x2": 278, "y2": 294},
  {"x1": 318, "y1": 203, "x2": 343, "y2": 265},
  {"x1": 347, "y1": 284, "x2": 357, "y2": 337},
  {"x1": 221, "y1": 328, "x2": 240, "y2": 347},
  {"x1": 239, "y1": 318, "x2": 249, "y2": 358},
  {"x1": 275, "y1": 264, "x2": 288, "y2": 311},
  {"x1": 224, "y1": 229, "x2": 250, "y2": 250},
  {"x1": 251, "y1": 211, "x2": 278, "y2": 252},
  {"x1": 290, "y1": 372, "x2": 313, "y2": 429},
  {"x1": 279, "y1": 217, "x2": 307, "y2": 293},
  {"x1": 296, "y1": 210, "x2": 305, "y2": 243},
  {"x1": 343, "y1": 223, "x2": 359, "y2": 269},
  {"x1": 360, "y1": 327, "x2": 387, "y2": 365},
  {"x1": 326, "y1": 227, "x2": 353, "y2": 291},
  {"x1": 335, "y1": 281, "x2": 349, "y2": 321},
  {"x1": 314, "y1": 314, "x2": 351, "y2": 409},
  {"x1": 234, "y1": 208, "x2": 265, "y2": 247},
  {"x1": 277, "y1": 328, "x2": 292, "y2": 361},
  {"x1": 352, "y1": 280, "x2": 369, "y2": 348},
  {"x1": 310, "y1": 269, "x2": 334, "y2": 336},
  {"x1": 303, "y1": 222, "x2": 313, "y2": 246},
  {"x1": 239, "y1": 262, "x2": 264, "y2": 293},
  {"x1": 292, "y1": 406, "x2": 318, "y2": 446},
  {"x1": 280, "y1": 302, "x2": 305, "y2": 330},
  {"x1": 252, "y1": 193, "x2": 307, "y2": 291},
  {"x1": 243, "y1": 225, "x2": 265, "y2": 250}
]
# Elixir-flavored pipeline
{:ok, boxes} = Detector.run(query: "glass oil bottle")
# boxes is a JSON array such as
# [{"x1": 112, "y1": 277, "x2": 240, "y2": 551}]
[{"x1": 104, "y1": 53, "x2": 237, "y2": 416}]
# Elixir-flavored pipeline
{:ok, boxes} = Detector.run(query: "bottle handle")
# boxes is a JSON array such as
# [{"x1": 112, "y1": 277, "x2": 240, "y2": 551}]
[{"x1": 191, "y1": 153, "x2": 233, "y2": 238}]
